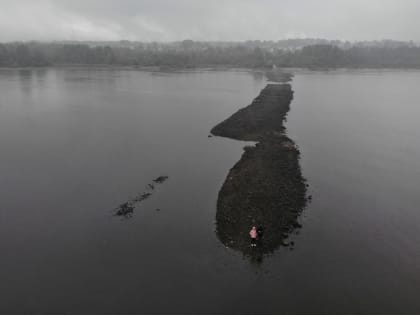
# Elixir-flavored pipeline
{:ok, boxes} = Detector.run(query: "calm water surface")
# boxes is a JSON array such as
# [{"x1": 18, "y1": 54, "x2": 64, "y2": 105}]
[{"x1": 1, "y1": 68, "x2": 420, "y2": 314}]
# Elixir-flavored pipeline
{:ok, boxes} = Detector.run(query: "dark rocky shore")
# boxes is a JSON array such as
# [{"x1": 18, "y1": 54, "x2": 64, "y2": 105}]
[
  {"x1": 211, "y1": 83, "x2": 308, "y2": 258},
  {"x1": 212, "y1": 84, "x2": 293, "y2": 141}
]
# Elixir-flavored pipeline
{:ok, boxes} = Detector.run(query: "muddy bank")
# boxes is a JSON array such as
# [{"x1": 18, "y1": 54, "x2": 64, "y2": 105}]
[{"x1": 211, "y1": 83, "x2": 307, "y2": 258}]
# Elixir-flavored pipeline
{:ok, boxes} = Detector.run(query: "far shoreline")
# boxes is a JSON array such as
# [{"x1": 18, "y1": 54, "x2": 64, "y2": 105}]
[{"x1": 1, "y1": 64, "x2": 420, "y2": 72}]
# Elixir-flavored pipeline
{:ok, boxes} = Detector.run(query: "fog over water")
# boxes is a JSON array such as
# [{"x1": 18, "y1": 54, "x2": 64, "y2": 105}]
[{"x1": 0, "y1": 0, "x2": 419, "y2": 41}]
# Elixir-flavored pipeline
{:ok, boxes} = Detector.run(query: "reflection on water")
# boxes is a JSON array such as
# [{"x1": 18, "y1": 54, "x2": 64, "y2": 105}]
[
  {"x1": 2, "y1": 68, "x2": 420, "y2": 314},
  {"x1": 14, "y1": 69, "x2": 48, "y2": 95},
  {"x1": 0, "y1": 68, "x2": 269, "y2": 315},
  {"x1": 18, "y1": 69, "x2": 34, "y2": 94}
]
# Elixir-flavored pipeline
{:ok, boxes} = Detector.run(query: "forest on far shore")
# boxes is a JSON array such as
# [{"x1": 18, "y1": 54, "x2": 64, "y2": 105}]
[{"x1": 1, "y1": 40, "x2": 420, "y2": 68}]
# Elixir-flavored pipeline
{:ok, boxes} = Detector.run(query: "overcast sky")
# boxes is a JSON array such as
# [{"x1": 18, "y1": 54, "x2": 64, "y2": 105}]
[{"x1": 0, "y1": 0, "x2": 418, "y2": 42}]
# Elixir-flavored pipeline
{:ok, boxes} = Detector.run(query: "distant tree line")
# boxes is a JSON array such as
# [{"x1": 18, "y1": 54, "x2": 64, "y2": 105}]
[{"x1": 1, "y1": 41, "x2": 420, "y2": 68}]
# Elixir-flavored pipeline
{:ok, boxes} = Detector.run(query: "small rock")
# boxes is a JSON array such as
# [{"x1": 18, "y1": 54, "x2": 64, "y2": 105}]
[
  {"x1": 153, "y1": 176, "x2": 169, "y2": 184},
  {"x1": 115, "y1": 202, "x2": 135, "y2": 217}
]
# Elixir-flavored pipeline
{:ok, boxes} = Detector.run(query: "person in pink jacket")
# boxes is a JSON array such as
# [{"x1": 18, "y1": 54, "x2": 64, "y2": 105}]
[{"x1": 249, "y1": 226, "x2": 258, "y2": 247}]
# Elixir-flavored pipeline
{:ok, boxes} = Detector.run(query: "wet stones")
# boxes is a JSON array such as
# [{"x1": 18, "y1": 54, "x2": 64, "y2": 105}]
[
  {"x1": 114, "y1": 176, "x2": 169, "y2": 218},
  {"x1": 211, "y1": 84, "x2": 294, "y2": 141},
  {"x1": 115, "y1": 202, "x2": 135, "y2": 218},
  {"x1": 153, "y1": 176, "x2": 169, "y2": 184},
  {"x1": 133, "y1": 192, "x2": 152, "y2": 203},
  {"x1": 211, "y1": 82, "x2": 308, "y2": 258}
]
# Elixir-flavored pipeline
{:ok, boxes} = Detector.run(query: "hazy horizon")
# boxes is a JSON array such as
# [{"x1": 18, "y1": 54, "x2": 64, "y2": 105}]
[
  {"x1": 1, "y1": 39, "x2": 418, "y2": 44},
  {"x1": 0, "y1": 0, "x2": 418, "y2": 42}
]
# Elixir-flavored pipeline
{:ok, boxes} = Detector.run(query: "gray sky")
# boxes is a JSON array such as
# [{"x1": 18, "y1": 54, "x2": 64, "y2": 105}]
[{"x1": 0, "y1": 0, "x2": 418, "y2": 42}]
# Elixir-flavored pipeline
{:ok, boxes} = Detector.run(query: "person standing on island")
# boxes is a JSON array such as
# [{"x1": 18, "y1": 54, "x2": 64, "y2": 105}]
[
  {"x1": 249, "y1": 226, "x2": 258, "y2": 247},
  {"x1": 257, "y1": 226, "x2": 264, "y2": 239}
]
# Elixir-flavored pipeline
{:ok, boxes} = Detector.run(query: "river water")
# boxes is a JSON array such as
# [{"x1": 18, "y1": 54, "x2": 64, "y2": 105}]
[{"x1": 1, "y1": 68, "x2": 420, "y2": 314}]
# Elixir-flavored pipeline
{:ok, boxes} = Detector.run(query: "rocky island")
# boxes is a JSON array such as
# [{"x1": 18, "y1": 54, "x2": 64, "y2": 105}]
[{"x1": 211, "y1": 82, "x2": 308, "y2": 258}]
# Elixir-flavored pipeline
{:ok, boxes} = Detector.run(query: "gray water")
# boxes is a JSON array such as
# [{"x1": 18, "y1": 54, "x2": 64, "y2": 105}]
[{"x1": 1, "y1": 68, "x2": 420, "y2": 314}]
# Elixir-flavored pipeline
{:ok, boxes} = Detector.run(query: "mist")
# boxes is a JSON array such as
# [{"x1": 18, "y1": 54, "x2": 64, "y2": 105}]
[{"x1": 0, "y1": 0, "x2": 419, "y2": 42}]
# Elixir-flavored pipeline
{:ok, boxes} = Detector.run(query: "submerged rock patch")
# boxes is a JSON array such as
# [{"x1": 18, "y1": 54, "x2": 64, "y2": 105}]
[
  {"x1": 114, "y1": 176, "x2": 169, "y2": 218},
  {"x1": 153, "y1": 176, "x2": 169, "y2": 184}
]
